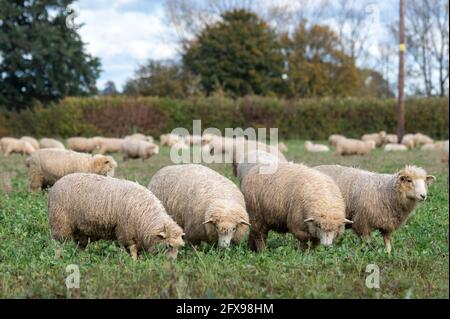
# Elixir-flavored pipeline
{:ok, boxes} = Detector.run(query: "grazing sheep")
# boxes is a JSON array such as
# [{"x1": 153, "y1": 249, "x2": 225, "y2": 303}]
[
  {"x1": 305, "y1": 141, "x2": 330, "y2": 152},
  {"x1": 26, "y1": 149, "x2": 117, "y2": 192},
  {"x1": 232, "y1": 140, "x2": 287, "y2": 165},
  {"x1": 48, "y1": 173, "x2": 185, "y2": 259},
  {"x1": 121, "y1": 138, "x2": 158, "y2": 161},
  {"x1": 67, "y1": 137, "x2": 101, "y2": 153},
  {"x1": 328, "y1": 134, "x2": 346, "y2": 147},
  {"x1": 97, "y1": 137, "x2": 124, "y2": 154},
  {"x1": 241, "y1": 162, "x2": 351, "y2": 251},
  {"x1": 39, "y1": 138, "x2": 65, "y2": 149},
  {"x1": 160, "y1": 133, "x2": 182, "y2": 147},
  {"x1": 1, "y1": 137, "x2": 35, "y2": 156},
  {"x1": 125, "y1": 133, "x2": 154, "y2": 144},
  {"x1": 401, "y1": 134, "x2": 415, "y2": 149},
  {"x1": 421, "y1": 140, "x2": 448, "y2": 151},
  {"x1": 414, "y1": 133, "x2": 434, "y2": 146},
  {"x1": 384, "y1": 134, "x2": 399, "y2": 144},
  {"x1": 148, "y1": 164, "x2": 250, "y2": 248},
  {"x1": 314, "y1": 164, "x2": 435, "y2": 255},
  {"x1": 208, "y1": 136, "x2": 246, "y2": 155},
  {"x1": 335, "y1": 139, "x2": 375, "y2": 156},
  {"x1": 361, "y1": 131, "x2": 386, "y2": 147},
  {"x1": 384, "y1": 143, "x2": 408, "y2": 152},
  {"x1": 20, "y1": 136, "x2": 39, "y2": 150}
]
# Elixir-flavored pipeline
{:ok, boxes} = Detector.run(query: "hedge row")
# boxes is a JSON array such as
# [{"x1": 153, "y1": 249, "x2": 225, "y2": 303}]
[{"x1": 0, "y1": 96, "x2": 448, "y2": 140}]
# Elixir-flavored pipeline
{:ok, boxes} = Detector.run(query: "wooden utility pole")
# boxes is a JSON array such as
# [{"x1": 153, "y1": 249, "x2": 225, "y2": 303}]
[{"x1": 397, "y1": 0, "x2": 405, "y2": 142}]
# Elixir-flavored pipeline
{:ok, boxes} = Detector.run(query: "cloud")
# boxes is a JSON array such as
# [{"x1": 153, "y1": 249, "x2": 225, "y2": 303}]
[{"x1": 74, "y1": 0, "x2": 179, "y2": 90}]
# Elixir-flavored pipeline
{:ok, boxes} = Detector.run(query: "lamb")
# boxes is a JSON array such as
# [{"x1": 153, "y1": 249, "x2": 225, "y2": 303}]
[
  {"x1": 401, "y1": 134, "x2": 415, "y2": 149},
  {"x1": 148, "y1": 164, "x2": 250, "y2": 248},
  {"x1": 125, "y1": 133, "x2": 154, "y2": 144},
  {"x1": 121, "y1": 138, "x2": 159, "y2": 161},
  {"x1": 241, "y1": 162, "x2": 351, "y2": 251},
  {"x1": 414, "y1": 133, "x2": 434, "y2": 146},
  {"x1": 26, "y1": 148, "x2": 117, "y2": 192},
  {"x1": 97, "y1": 137, "x2": 124, "y2": 154},
  {"x1": 361, "y1": 131, "x2": 386, "y2": 147},
  {"x1": 67, "y1": 137, "x2": 101, "y2": 153},
  {"x1": 314, "y1": 164, "x2": 435, "y2": 255},
  {"x1": 39, "y1": 138, "x2": 65, "y2": 149},
  {"x1": 48, "y1": 173, "x2": 185, "y2": 259},
  {"x1": 335, "y1": 138, "x2": 375, "y2": 156},
  {"x1": 328, "y1": 134, "x2": 346, "y2": 147},
  {"x1": 1, "y1": 137, "x2": 35, "y2": 156},
  {"x1": 384, "y1": 143, "x2": 408, "y2": 152},
  {"x1": 20, "y1": 136, "x2": 39, "y2": 150},
  {"x1": 384, "y1": 134, "x2": 399, "y2": 144},
  {"x1": 305, "y1": 141, "x2": 330, "y2": 152}
]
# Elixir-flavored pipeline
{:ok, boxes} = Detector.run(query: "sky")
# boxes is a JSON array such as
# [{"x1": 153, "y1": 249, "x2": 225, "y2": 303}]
[{"x1": 72, "y1": 0, "x2": 398, "y2": 92}]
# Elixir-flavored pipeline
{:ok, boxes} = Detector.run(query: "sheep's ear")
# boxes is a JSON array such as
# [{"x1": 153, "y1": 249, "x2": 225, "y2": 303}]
[
  {"x1": 426, "y1": 175, "x2": 436, "y2": 186},
  {"x1": 157, "y1": 232, "x2": 166, "y2": 239},
  {"x1": 304, "y1": 217, "x2": 314, "y2": 223},
  {"x1": 202, "y1": 219, "x2": 213, "y2": 225},
  {"x1": 239, "y1": 219, "x2": 251, "y2": 227},
  {"x1": 344, "y1": 218, "x2": 353, "y2": 224}
]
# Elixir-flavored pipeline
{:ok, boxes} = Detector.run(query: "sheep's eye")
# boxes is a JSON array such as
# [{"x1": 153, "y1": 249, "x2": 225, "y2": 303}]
[{"x1": 407, "y1": 179, "x2": 413, "y2": 183}]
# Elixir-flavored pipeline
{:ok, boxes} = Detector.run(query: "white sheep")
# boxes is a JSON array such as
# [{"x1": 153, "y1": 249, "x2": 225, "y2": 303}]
[
  {"x1": 401, "y1": 134, "x2": 415, "y2": 149},
  {"x1": 148, "y1": 164, "x2": 250, "y2": 248},
  {"x1": 384, "y1": 143, "x2": 408, "y2": 152},
  {"x1": 1, "y1": 137, "x2": 35, "y2": 156},
  {"x1": 20, "y1": 136, "x2": 39, "y2": 150},
  {"x1": 26, "y1": 148, "x2": 117, "y2": 191},
  {"x1": 328, "y1": 134, "x2": 346, "y2": 147},
  {"x1": 314, "y1": 164, "x2": 435, "y2": 255},
  {"x1": 97, "y1": 137, "x2": 124, "y2": 154},
  {"x1": 121, "y1": 138, "x2": 158, "y2": 161},
  {"x1": 305, "y1": 141, "x2": 330, "y2": 152},
  {"x1": 39, "y1": 138, "x2": 65, "y2": 149},
  {"x1": 67, "y1": 137, "x2": 101, "y2": 153},
  {"x1": 361, "y1": 131, "x2": 386, "y2": 147},
  {"x1": 48, "y1": 173, "x2": 185, "y2": 259},
  {"x1": 335, "y1": 138, "x2": 375, "y2": 156}
]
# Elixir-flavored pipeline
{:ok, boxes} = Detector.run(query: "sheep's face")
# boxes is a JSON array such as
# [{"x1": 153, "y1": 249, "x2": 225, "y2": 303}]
[
  {"x1": 93, "y1": 155, "x2": 117, "y2": 176},
  {"x1": 203, "y1": 215, "x2": 250, "y2": 248},
  {"x1": 304, "y1": 217, "x2": 352, "y2": 247},
  {"x1": 156, "y1": 226, "x2": 185, "y2": 259},
  {"x1": 397, "y1": 169, "x2": 436, "y2": 202}
]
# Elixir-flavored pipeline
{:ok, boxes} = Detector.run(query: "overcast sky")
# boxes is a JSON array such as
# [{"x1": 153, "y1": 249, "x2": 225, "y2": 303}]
[{"x1": 73, "y1": 0, "x2": 398, "y2": 91}]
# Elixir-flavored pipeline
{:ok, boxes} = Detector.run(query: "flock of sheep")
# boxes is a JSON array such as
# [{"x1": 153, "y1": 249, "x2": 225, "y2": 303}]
[{"x1": 0, "y1": 130, "x2": 444, "y2": 259}]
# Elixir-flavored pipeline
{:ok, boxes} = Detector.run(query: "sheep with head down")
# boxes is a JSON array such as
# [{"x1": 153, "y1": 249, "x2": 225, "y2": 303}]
[
  {"x1": 20, "y1": 136, "x2": 39, "y2": 150},
  {"x1": 328, "y1": 134, "x2": 346, "y2": 147},
  {"x1": 335, "y1": 138, "x2": 375, "y2": 156},
  {"x1": 1, "y1": 137, "x2": 35, "y2": 156},
  {"x1": 121, "y1": 138, "x2": 158, "y2": 161},
  {"x1": 48, "y1": 173, "x2": 184, "y2": 259},
  {"x1": 314, "y1": 164, "x2": 436, "y2": 255},
  {"x1": 361, "y1": 131, "x2": 386, "y2": 147},
  {"x1": 148, "y1": 164, "x2": 250, "y2": 249},
  {"x1": 26, "y1": 148, "x2": 117, "y2": 192},
  {"x1": 96, "y1": 137, "x2": 124, "y2": 154},
  {"x1": 39, "y1": 138, "x2": 65, "y2": 149},
  {"x1": 239, "y1": 161, "x2": 351, "y2": 251},
  {"x1": 67, "y1": 137, "x2": 101, "y2": 153}
]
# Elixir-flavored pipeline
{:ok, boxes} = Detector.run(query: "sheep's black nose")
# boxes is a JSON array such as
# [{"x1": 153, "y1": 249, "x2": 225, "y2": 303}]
[{"x1": 420, "y1": 194, "x2": 426, "y2": 200}]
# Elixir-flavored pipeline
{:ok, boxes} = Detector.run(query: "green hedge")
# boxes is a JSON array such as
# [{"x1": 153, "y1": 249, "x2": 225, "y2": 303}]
[{"x1": 0, "y1": 96, "x2": 448, "y2": 140}]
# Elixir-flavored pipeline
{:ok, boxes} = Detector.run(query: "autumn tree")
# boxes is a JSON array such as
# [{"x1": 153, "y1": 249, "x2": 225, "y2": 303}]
[
  {"x1": 183, "y1": 9, "x2": 285, "y2": 97},
  {"x1": 283, "y1": 22, "x2": 361, "y2": 98}
]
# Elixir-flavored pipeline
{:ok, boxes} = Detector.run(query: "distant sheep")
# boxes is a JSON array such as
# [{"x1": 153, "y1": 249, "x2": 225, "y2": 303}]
[
  {"x1": 48, "y1": 173, "x2": 184, "y2": 259},
  {"x1": 305, "y1": 141, "x2": 330, "y2": 152},
  {"x1": 241, "y1": 162, "x2": 351, "y2": 251},
  {"x1": 335, "y1": 139, "x2": 375, "y2": 156},
  {"x1": 39, "y1": 138, "x2": 65, "y2": 149},
  {"x1": 125, "y1": 133, "x2": 154, "y2": 144},
  {"x1": 160, "y1": 133, "x2": 182, "y2": 147},
  {"x1": 401, "y1": 134, "x2": 415, "y2": 149},
  {"x1": 414, "y1": 133, "x2": 433, "y2": 146},
  {"x1": 361, "y1": 131, "x2": 386, "y2": 147},
  {"x1": 67, "y1": 137, "x2": 101, "y2": 153},
  {"x1": 384, "y1": 143, "x2": 408, "y2": 152},
  {"x1": 20, "y1": 136, "x2": 39, "y2": 150},
  {"x1": 384, "y1": 134, "x2": 398, "y2": 144},
  {"x1": 278, "y1": 142, "x2": 288, "y2": 152},
  {"x1": 232, "y1": 149, "x2": 288, "y2": 181},
  {"x1": 26, "y1": 149, "x2": 117, "y2": 191},
  {"x1": 122, "y1": 138, "x2": 158, "y2": 161},
  {"x1": 314, "y1": 164, "x2": 435, "y2": 255},
  {"x1": 328, "y1": 134, "x2": 346, "y2": 147},
  {"x1": 97, "y1": 137, "x2": 124, "y2": 154},
  {"x1": 1, "y1": 137, "x2": 35, "y2": 156},
  {"x1": 148, "y1": 164, "x2": 250, "y2": 248}
]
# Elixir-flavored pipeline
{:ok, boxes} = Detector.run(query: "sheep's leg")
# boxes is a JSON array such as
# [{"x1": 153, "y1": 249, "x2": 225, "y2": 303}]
[
  {"x1": 382, "y1": 232, "x2": 392, "y2": 255},
  {"x1": 292, "y1": 229, "x2": 312, "y2": 251},
  {"x1": 129, "y1": 244, "x2": 138, "y2": 261},
  {"x1": 29, "y1": 171, "x2": 44, "y2": 192},
  {"x1": 248, "y1": 228, "x2": 267, "y2": 252}
]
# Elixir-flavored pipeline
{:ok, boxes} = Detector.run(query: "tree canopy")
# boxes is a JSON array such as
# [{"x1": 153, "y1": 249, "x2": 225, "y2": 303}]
[{"x1": 0, "y1": 0, "x2": 100, "y2": 110}]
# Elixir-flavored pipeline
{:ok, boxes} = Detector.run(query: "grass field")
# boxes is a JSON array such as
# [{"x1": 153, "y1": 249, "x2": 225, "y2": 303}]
[{"x1": 0, "y1": 141, "x2": 448, "y2": 298}]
